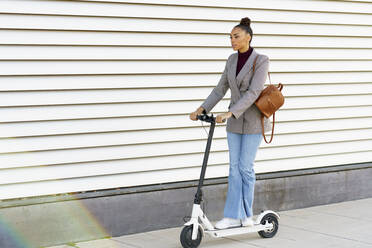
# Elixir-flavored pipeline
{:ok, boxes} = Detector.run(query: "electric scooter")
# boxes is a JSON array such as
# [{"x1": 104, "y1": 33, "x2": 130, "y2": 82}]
[{"x1": 180, "y1": 112, "x2": 279, "y2": 248}]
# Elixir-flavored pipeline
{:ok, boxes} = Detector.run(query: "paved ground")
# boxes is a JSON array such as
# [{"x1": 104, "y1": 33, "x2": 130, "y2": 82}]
[{"x1": 48, "y1": 197, "x2": 372, "y2": 248}]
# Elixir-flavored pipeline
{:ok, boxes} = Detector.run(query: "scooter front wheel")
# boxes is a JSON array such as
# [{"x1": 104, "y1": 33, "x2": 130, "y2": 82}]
[
  {"x1": 258, "y1": 213, "x2": 279, "y2": 238},
  {"x1": 180, "y1": 225, "x2": 202, "y2": 248}
]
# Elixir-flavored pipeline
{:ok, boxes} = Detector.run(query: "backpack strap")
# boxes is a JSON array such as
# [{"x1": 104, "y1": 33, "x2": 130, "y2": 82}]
[
  {"x1": 261, "y1": 113, "x2": 275, "y2": 144},
  {"x1": 252, "y1": 56, "x2": 275, "y2": 144}
]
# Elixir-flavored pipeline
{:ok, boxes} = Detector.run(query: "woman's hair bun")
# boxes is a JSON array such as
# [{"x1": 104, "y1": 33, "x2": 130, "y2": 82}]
[{"x1": 240, "y1": 17, "x2": 251, "y2": 27}]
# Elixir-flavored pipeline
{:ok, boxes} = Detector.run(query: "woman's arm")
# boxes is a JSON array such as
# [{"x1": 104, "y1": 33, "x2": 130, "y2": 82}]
[{"x1": 199, "y1": 57, "x2": 230, "y2": 113}]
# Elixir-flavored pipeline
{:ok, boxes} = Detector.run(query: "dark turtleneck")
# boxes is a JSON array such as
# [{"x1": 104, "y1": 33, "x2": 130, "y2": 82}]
[{"x1": 236, "y1": 46, "x2": 253, "y2": 77}]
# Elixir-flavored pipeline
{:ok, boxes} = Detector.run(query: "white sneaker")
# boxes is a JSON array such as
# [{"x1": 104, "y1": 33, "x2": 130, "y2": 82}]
[
  {"x1": 241, "y1": 217, "x2": 254, "y2": 227},
  {"x1": 215, "y1": 218, "x2": 241, "y2": 229}
]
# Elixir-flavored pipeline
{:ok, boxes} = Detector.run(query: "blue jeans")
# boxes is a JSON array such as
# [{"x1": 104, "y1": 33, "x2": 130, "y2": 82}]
[{"x1": 223, "y1": 131, "x2": 263, "y2": 219}]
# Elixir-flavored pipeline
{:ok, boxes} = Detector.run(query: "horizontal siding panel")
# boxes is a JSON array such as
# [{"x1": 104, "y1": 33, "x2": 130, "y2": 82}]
[
  {"x1": 1, "y1": 88, "x2": 226, "y2": 106},
  {"x1": 0, "y1": 102, "x2": 231, "y2": 122},
  {"x1": 271, "y1": 72, "x2": 372, "y2": 85},
  {"x1": 1, "y1": 116, "x2": 371, "y2": 138},
  {"x1": 1, "y1": 125, "x2": 372, "y2": 154},
  {"x1": 3, "y1": 46, "x2": 372, "y2": 60},
  {"x1": 2, "y1": 14, "x2": 372, "y2": 37},
  {"x1": 1, "y1": 60, "x2": 372, "y2": 76},
  {"x1": 1, "y1": 129, "x2": 372, "y2": 184},
  {"x1": 0, "y1": 101, "x2": 213, "y2": 122},
  {"x1": 277, "y1": 106, "x2": 372, "y2": 121},
  {"x1": 256, "y1": 150, "x2": 372, "y2": 174},
  {"x1": 0, "y1": 137, "x2": 371, "y2": 170},
  {"x1": 276, "y1": 117, "x2": 372, "y2": 133},
  {"x1": 0, "y1": 126, "x2": 228, "y2": 153},
  {"x1": 0, "y1": 152, "x2": 230, "y2": 185},
  {"x1": 0, "y1": 72, "x2": 372, "y2": 91},
  {"x1": 75, "y1": 0, "x2": 372, "y2": 14},
  {"x1": 262, "y1": 48, "x2": 372, "y2": 60},
  {"x1": 0, "y1": 164, "x2": 232, "y2": 200},
  {"x1": 1, "y1": 1, "x2": 372, "y2": 26},
  {"x1": 1, "y1": 30, "x2": 372, "y2": 48},
  {"x1": 0, "y1": 46, "x2": 234, "y2": 60},
  {"x1": 1, "y1": 150, "x2": 371, "y2": 200},
  {"x1": 0, "y1": 105, "x2": 372, "y2": 139},
  {"x1": 283, "y1": 83, "x2": 372, "y2": 96},
  {"x1": 0, "y1": 102, "x2": 371, "y2": 126},
  {"x1": 1, "y1": 84, "x2": 372, "y2": 106},
  {"x1": 0, "y1": 105, "x2": 370, "y2": 140},
  {"x1": 1, "y1": 128, "x2": 372, "y2": 184},
  {"x1": 0, "y1": 74, "x2": 225, "y2": 91},
  {"x1": 1, "y1": 96, "x2": 371, "y2": 122}
]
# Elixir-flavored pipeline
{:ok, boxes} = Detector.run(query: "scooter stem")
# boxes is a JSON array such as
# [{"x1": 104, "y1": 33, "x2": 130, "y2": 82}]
[{"x1": 194, "y1": 117, "x2": 216, "y2": 204}]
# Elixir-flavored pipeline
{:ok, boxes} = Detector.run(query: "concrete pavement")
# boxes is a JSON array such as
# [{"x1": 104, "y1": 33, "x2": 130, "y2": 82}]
[{"x1": 47, "y1": 197, "x2": 372, "y2": 248}]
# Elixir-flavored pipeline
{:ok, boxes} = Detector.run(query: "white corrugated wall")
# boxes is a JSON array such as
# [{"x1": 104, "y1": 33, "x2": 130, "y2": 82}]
[{"x1": 0, "y1": 0, "x2": 371, "y2": 200}]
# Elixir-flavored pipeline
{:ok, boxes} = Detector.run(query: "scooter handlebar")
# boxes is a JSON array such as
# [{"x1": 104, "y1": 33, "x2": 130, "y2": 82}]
[{"x1": 196, "y1": 112, "x2": 216, "y2": 123}]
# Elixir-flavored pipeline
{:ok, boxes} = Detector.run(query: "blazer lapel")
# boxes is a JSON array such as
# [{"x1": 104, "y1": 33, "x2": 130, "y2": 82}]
[
  {"x1": 236, "y1": 49, "x2": 258, "y2": 88},
  {"x1": 227, "y1": 53, "x2": 240, "y2": 102},
  {"x1": 227, "y1": 48, "x2": 259, "y2": 102}
]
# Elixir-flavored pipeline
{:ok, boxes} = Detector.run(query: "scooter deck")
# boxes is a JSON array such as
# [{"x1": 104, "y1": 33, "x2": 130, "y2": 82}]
[{"x1": 204, "y1": 223, "x2": 272, "y2": 238}]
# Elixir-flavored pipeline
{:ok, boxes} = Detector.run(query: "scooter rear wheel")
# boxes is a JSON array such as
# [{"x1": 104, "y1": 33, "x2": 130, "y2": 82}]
[
  {"x1": 258, "y1": 213, "x2": 279, "y2": 238},
  {"x1": 180, "y1": 225, "x2": 202, "y2": 248}
]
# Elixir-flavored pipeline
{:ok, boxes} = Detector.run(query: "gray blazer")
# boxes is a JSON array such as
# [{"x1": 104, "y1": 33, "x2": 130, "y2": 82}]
[{"x1": 200, "y1": 48, "x2": 272, "y2": 134}]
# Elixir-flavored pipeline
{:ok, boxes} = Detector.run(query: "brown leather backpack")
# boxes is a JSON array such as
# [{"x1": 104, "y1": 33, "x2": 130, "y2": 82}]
[{"x1": 252, "y1": 56, "x2": 285, "y2": 144}]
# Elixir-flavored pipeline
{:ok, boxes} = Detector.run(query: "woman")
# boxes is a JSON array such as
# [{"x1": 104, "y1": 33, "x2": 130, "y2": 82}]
[{"x1": 189, "y1": 17, "x2": 272, "y2": 229}]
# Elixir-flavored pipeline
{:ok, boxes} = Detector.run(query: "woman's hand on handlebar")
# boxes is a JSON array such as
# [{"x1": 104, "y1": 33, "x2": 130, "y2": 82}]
[
  {"x1": 216, "y1": 112, "x2": 233, "y2": 123},
  {"x1": 190, "y1": 107, "x2": 205, "y2": 121}
]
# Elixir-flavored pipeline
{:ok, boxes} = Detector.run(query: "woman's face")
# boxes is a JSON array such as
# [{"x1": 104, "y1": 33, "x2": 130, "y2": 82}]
[{"x1": 230, "y1": 27, "x2": 251, "y2": 51}]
